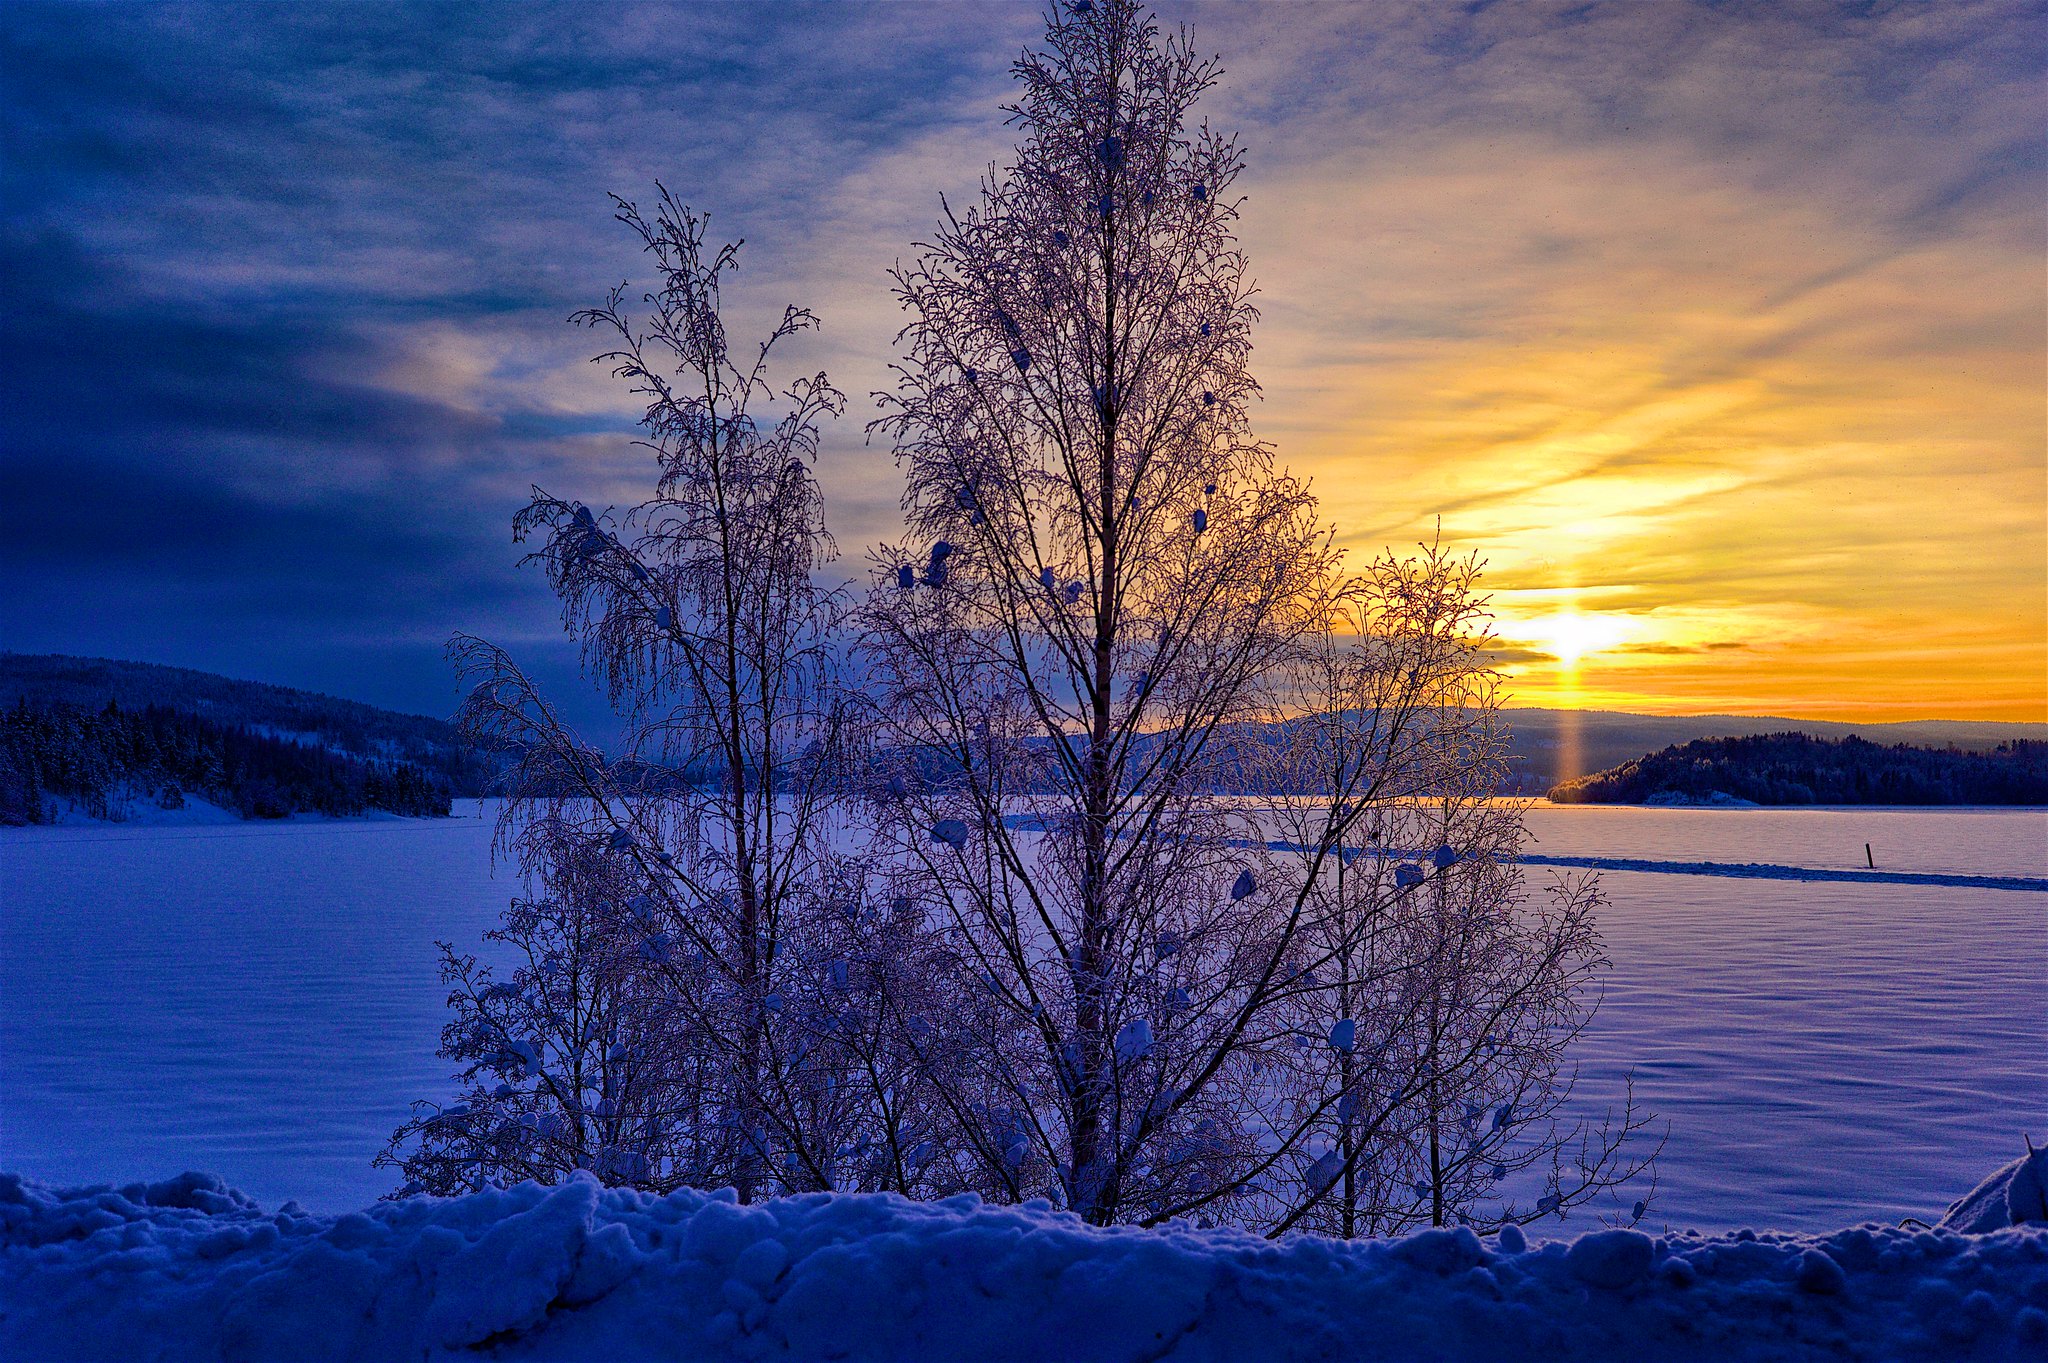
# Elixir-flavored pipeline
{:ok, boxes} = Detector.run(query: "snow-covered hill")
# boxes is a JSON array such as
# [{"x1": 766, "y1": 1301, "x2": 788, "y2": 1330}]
[{"x1": 3, "y1": 1165, "x2": 2042, "y2": 1362}]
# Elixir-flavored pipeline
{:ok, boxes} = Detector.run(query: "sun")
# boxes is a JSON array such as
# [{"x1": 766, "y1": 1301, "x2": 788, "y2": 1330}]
[{"x1": 1529, "y1": 610, "x2": 1633, "y2": 669}]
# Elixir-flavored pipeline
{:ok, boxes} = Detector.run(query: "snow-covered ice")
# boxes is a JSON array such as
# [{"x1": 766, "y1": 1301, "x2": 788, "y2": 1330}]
[
  {"x1": 1567, "y1": 868, "x2": 2046, "y2": 1232},
  {"x1": 1517, "y1": 803, "x2": 2047, "y2": 880},
  {"x1": 2, "y1": 804, "x2": 2042, "y2": 1228},
  {"x1": 2, "y1": 1170, "x2": 2043, "y2": 1362},
  {"x1": 0, "y1": 812, "x2": 509, "y2": 1211}
]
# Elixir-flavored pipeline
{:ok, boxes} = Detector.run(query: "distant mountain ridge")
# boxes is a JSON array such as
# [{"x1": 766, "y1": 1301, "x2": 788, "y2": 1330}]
[
  {"x1": 0, "y1": 653, "x2": 471, "y2": 760},
  {"x1": 3, "y1": 653, "x2": 2040, "y2": 804},
  {"x1": 0, "y1": 654, "x2": 494, "y2": 825}
]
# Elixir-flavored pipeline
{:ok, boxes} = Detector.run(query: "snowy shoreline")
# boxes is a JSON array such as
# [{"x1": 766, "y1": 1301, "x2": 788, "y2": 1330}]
[
  {"x1": 1510, "y1": 853, "x2": 2048, "y2": 893},
  {"x1": 0, "y1": 800, "x2": 479, "y2": 838},
  {"x1": 4, "y1": 1170, "x2": 2043, "y2": 1361}
]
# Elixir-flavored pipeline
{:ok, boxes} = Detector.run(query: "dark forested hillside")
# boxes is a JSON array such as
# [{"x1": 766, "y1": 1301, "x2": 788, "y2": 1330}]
[
  {"x1": 1548, "y1": 732, "x2": 2048, "y2": 806},
  {"x1": 0, "y1": 654, "x2": 495, "y2": 825},
  {"x1": 0, "y1": 655, "x2": 483, "y2": 768},
  {"x1": 0, "y1": 655, "x2": 491, "y2": 781},
  {"x1": 1492, "y1": 708, "x2": 2047, "y2": 794},
  {"x1": 0, "y1": 699, "x2": 455, "y2": 825}
]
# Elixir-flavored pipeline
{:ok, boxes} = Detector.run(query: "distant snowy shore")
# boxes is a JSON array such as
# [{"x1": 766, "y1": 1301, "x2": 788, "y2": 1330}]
[
  {"x1": 0, "y1": 794, "x2": 479, "y2": 832},
  {"x1": 1510, "y1": 852, "x2": 2048, "y2": 893},
  {"x1": 4, "y1": 1165, "x2": 2043, "y2": 1362}
]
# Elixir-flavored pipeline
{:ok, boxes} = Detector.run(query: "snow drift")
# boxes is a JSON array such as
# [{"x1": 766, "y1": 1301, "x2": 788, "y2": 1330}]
[
  {"x1": 3, "y1": 1170, "x2": 2044, "y2": 1362},
  {"x1": 1938, "y1": 1144, "x2": 2048, "y2": 1235}
]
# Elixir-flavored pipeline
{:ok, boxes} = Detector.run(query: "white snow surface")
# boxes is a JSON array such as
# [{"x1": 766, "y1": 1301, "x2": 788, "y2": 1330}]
[
  {"x1": 37, "y1": 793, "x2": 247, "y2": 827},
  {"x1": 3, "y1": 804, "x2": 2043, "y2": 1228},
  {"x1": 3, "y1": 1172, "x2": 2044, "y2": 1363},
  {"x1": 1940, "y1": 1147, "x2": 2048, "y2": 1234}
]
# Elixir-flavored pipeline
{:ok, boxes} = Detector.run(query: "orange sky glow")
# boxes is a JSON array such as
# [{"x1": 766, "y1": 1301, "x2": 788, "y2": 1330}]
[{"x1": 1212, "y1": 3, "x2": 2048, "y2": 722}]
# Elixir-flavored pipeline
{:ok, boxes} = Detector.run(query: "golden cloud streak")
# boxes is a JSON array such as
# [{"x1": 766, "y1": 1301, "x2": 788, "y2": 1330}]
[{"x1": 1242, "y1": 122, "x2": 2044, "y2": 721}]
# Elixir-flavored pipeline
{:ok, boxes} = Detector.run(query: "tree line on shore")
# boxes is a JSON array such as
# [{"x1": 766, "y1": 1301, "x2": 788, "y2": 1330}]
[
  {"x1": 1549, "y1": 732, "x2": 2048, "y2": 806},
  {"x1": 0, "y1": 696, "x2": 454, "y2": 824}
]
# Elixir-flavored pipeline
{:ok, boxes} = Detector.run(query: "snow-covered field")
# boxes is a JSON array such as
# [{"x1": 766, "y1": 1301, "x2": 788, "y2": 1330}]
[
  {"x1": 1520, "y1": 802, "x2": 2046, "y2": 879},
  {"x1": 0, "y1": 810, "x2": 509, "y2": 1211},
  {"x1": 1, "y1": 804, "x2": 2042, "y2": 1232},
  {"x1": 3, "y1": 1165, "x2": 2044, "y2": 1362}
]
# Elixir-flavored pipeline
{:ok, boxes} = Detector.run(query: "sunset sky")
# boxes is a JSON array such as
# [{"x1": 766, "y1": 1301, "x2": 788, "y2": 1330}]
[{"x1": 3, "y1": 1, "x2": 2041, "y2": 722}]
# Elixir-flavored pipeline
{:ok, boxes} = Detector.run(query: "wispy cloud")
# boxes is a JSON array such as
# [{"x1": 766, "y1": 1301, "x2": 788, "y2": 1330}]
[
  {"x1": 1212, "y1": 0, "x2": 2044, "y2": 719},
  {"x1": 1, "y1": 0, "x2": 2038, "y2": 720}
]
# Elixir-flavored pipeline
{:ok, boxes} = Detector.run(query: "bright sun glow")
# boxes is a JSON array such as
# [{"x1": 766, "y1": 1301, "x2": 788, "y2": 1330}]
[{"x1": 1526, "y1": 610, "x2": 1634, "y2": 669}]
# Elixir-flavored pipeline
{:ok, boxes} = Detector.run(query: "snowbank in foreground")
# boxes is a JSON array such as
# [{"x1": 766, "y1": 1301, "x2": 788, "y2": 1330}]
[{"x1": 3, "y1": 1173, "x2": 2043, "y2": 1362}]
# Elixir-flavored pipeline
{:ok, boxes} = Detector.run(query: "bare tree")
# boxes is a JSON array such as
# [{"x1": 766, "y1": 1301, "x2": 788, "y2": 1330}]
[
  {"x1": 861, "y1": 7, "x2": 1657, "y2": 1230},
  {"x1": 862, "y1": 0, "x2": 1355, "y2": 1225},
  {"x1": 1248, "y1": 544, "x2": 1659, "y2": 1236},
  {"x1": 384, "y1": 190, "x2": 862, "y2": 1200},
  {"x1": 378, "y1": 826, "x2": 705, "y2": 1195},
  {"x1": 387, "y1": 4, "x2": 1656, "y2": 1234}
]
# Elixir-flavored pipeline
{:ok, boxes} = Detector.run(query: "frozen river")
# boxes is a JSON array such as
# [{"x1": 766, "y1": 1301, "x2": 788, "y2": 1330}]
[{"x1": 2, "y1": 802, "x2": 2042, "y2": 1232}]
